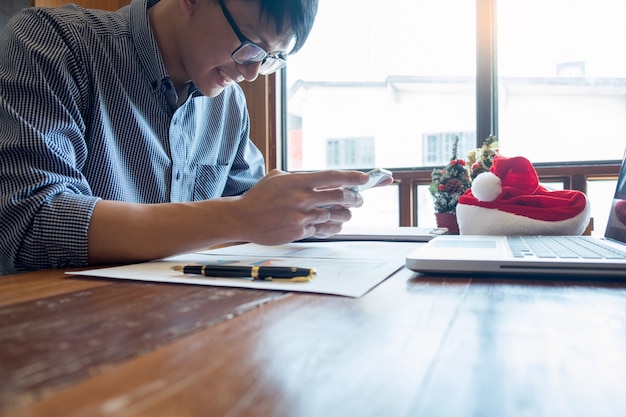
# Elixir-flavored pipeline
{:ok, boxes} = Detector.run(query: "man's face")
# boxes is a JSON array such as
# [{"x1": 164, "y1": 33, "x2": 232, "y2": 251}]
[{"x1": 179, "y1": 0, "x2": 294, "y2": 98}]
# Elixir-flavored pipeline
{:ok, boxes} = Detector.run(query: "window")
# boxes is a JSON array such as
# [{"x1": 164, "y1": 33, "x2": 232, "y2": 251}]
[
  {"x1": 423, "y1": 132, "x2": 475, "y2": 165},
  {"x1": 286, "y1": 0, "x2": 476, "y2": 172},
  {"x1": 274, "y1": 0, "x2": 624, "y2": 232},
  {"x1": 496, "y1": 0, "x2": 626, "y2": 162},
  {"x1": 326, "y1": 137, "x2": 375, "y2": 168}
]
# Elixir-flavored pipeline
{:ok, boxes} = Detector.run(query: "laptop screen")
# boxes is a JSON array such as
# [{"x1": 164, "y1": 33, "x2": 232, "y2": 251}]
[{"x1": 604, "y1": 149, "x2": 626, "y2": 244}]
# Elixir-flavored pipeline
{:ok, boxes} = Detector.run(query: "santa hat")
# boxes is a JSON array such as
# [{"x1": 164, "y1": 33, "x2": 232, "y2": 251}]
[{"x1": 456, "y1": 155, "x2": 590, "y2": 235}]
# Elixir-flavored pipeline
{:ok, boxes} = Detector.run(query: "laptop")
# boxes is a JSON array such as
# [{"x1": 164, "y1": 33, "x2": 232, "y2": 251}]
[{"x1": 406, "y1": 151, "x2": 626, "y2": 277}]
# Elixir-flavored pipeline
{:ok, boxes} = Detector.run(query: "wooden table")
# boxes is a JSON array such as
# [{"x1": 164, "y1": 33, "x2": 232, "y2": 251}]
[{"x1": 2, "y1": 265, "x2": 626, "y2": 416}]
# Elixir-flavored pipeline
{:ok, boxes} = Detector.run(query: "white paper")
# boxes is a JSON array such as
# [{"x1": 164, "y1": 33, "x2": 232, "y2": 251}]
[
  {"x1": 302, "y1": 225, "x2": 447, "y2": 242},
  {"x1": 68, "y1": 241, "x2": 423, "y2": 298}
]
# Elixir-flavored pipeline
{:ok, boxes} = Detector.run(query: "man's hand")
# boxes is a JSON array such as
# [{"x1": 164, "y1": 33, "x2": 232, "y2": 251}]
[{"x1": 230, "y1": 169, "x2": 370, "y2": 244}]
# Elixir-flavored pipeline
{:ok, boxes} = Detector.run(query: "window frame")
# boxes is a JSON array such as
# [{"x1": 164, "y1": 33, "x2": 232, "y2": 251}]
[{"x1": 241, "y1": 1, "x2": 622, "y2": 227}]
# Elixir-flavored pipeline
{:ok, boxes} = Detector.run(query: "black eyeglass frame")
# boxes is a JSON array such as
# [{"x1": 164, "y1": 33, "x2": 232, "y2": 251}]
[{"x1": 217, "y1": 0, "x2": 287, "y2": 75}]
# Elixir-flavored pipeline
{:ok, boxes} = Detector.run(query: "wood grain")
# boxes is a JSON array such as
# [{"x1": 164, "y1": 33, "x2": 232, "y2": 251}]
[
  {"x1": 0, "y1": 269, "x2": 110, "y2": 307},
  {"x1": 4, "y1": 269, "x2": 626, "y2": 416},
  {"x1": 0, "y1": 277, "x2": 285, "y2": 412},
  {"x1": 4, "y1": 270, "x2": 469, "y2": 416},
  {"x1": 408, "y1": 278, "x2": 626, "y2": 416}
]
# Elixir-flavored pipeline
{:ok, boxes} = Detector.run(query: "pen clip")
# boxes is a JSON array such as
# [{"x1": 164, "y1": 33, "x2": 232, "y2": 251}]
[{"x1": 261, "y1": 276, "x2": 314, "y2": 283}]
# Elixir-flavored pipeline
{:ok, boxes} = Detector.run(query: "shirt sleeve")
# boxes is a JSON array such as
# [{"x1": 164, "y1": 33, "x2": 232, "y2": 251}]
[{"x1": 0, "y1": 9, "x2": 98, "y2": 274}]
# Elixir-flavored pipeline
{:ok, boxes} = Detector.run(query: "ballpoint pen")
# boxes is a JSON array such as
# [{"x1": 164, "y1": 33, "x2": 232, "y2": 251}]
[{"x1": 171, "y1": 264, "x2": 316, "y2": 282}]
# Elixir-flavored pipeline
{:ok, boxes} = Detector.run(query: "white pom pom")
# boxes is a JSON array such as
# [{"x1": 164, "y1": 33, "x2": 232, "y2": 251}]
[{"x1": 472, "y1": 172, "x2": 502, "y2": 202}]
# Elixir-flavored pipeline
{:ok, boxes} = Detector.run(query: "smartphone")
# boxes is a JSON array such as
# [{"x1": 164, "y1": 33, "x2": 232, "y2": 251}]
[{"x1": 348, "y1": 168, "x2": 393, "y2": 192}]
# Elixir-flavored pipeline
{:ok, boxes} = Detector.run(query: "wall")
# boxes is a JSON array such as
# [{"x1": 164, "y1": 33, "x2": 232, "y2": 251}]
[
  {"x1": 1, "y1": 1, "x2": 132, "y2": 33},
  {"x1": 34, "y1": 1, "x2": 131, "y2": 9},
  {"x1": 0, "y1": 0, "x2": 30, "y2": 33}
]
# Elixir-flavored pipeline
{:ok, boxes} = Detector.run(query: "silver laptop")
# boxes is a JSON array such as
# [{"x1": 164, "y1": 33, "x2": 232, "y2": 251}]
[{"x1": 406, "y1": 152, "x2": 626, "y2": 278}]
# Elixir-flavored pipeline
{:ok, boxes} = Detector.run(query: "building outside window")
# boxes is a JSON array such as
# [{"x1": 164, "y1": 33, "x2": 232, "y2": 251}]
[
  {"x1": 284, "y1": 0, "x2": 626, "y2": 232},
  {"x1": 423, "y1": 132, "x2": 476, "y2": 166},
  {"x1": 326, "y1": 137, "x2": 375, "y2": 169}
]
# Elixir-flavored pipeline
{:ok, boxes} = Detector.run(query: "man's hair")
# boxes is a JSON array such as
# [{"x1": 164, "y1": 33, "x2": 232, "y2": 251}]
[{"x1": 256, "y1": 0, "x2": 319, "y2": 55}]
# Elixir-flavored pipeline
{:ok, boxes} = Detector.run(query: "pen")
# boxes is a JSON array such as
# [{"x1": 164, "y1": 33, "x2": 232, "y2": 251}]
[{"x1": 171, "y1": 265, "x2": 316, "y2": 282}]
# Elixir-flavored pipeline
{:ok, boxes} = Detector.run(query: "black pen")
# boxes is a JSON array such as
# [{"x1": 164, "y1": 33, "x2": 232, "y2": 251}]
[{"x1": 171, "y1": 264, "x2": 316, "y2": 282}]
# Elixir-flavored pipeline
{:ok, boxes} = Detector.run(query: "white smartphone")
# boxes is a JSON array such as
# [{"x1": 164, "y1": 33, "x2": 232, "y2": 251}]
[{"x1": 348, "y1": 168, "x2": 393, "y2": 192}]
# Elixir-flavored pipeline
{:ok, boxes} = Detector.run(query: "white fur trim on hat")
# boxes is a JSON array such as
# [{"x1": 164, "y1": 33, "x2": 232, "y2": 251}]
[{"x1": 456, "y1": 201, "x2": 591, "y2": 236}]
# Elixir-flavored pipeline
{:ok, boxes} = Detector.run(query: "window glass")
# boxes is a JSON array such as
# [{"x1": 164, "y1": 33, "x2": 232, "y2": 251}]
[
  {"x1": 423, "y1": 132, "x2": 476, "y2": 165},
  {"x1": 588, "y1": 179, "x2": 618, "y2": 236},
  {"x1": 286, "y1": 0, "x2": 476, "y2": 171},
  {"x1": 284, "y1": 0, "x2": 624, "y2": 229},
  {"x1": 348, "y1": 185, "x2": 400, "y2": 227},
  {"x1": 497, "y1": 0, "x2": 626, "y2": 162},
  {"x1": 416, "y1": 184, "x2": 436, "y2": 228}
]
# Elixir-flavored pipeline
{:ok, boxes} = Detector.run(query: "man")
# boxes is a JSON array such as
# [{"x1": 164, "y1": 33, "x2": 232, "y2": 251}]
[{"x1": 0, "y1": 0, "x2": 380, "y2": 275}]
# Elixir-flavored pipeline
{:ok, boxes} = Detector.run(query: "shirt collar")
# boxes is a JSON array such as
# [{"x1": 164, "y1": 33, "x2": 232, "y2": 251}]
[{"x1": 129, "y1": 0, "x2": 170, "y2": 92}]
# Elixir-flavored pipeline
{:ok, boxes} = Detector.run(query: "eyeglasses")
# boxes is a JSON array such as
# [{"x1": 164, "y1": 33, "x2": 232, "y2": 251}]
[{"x1": 217, "y1": 0, "x2": 287, "y2": 75}]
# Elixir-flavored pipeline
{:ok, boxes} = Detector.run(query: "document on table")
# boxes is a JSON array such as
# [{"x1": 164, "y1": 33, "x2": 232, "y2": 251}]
[
  {"x1": 68, "y1": 241, "x2": 422, "y2": 298},
  {"x1": 301, "y1": 225, "x2": 447, "y2": 242}
]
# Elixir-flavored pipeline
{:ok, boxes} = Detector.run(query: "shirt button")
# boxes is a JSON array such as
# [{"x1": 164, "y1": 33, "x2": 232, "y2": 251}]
[{"x1": 176, "y1": 171, "x2": 181, "y2": 180}]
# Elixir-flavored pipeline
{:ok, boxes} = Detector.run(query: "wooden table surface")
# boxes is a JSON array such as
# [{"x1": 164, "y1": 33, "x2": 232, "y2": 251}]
[{"x1": 2, "y1": 265, "x2": 626, "y2": 417}]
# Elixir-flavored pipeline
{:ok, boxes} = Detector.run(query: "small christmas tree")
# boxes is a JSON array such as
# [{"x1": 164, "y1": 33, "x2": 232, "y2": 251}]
[
  {"x1": 429, "y1": 136, "x2": 471, "y2": 214},
  {"x1": 467, "y1": 134, "x2": 499, "y2": 180}
]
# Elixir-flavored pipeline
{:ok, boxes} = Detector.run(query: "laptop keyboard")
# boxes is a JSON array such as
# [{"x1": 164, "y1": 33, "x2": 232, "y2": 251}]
[{"x1": 508, "y1": 236, "x2": 626, "y2": 259}]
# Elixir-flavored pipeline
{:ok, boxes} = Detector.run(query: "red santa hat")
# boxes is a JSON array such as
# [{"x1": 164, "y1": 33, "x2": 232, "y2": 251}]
[{"x1": 457, "y1": 155, "x2": 590, "y2": 235}]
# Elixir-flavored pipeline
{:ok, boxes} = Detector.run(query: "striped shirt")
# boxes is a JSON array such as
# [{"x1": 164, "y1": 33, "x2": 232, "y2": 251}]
[{"x1": 0, "y1": 0, "x2": 266, "y2": 275}]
